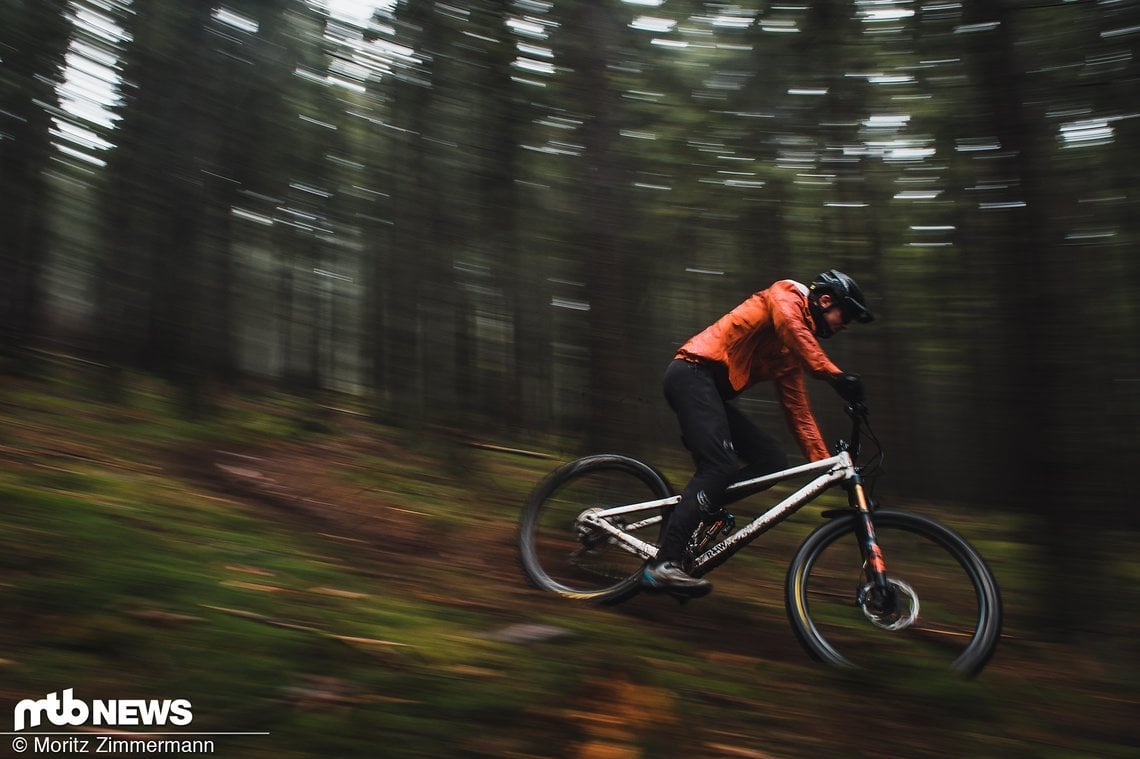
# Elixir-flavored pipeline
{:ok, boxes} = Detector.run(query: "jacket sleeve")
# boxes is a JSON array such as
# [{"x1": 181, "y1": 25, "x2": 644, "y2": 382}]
[
  {"x1": 775, "y1": 371, "x2": 832, "y2": 461},
  {"x1": 769, "y1": 283, "x2": 843, "y2": 379}
]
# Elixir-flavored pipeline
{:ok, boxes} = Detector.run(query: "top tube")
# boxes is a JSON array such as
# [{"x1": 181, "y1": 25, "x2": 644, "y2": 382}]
[{"x1": 725, "y1": 451, "x2": 853, "y2": 499}]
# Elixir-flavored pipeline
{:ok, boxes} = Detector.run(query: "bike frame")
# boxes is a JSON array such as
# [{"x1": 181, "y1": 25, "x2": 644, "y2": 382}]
[{"x1": 579, "y1": 449, "x2": 867, "y2": 574}]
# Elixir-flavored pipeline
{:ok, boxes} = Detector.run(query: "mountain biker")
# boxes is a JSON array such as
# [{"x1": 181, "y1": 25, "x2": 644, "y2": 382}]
[{"x1": 643, "y1": 270, "x2": 874, "y2": 597}]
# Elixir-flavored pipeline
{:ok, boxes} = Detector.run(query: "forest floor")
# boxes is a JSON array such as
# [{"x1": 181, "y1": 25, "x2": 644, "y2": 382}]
[{"x1": 1, "y1": 369, "x2": 1138, "y2": 758}]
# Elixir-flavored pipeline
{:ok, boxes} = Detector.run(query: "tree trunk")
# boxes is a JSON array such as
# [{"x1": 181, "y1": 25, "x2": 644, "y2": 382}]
[{"x1": 0, "y1": 0, "x2": 71, "y2": 365}]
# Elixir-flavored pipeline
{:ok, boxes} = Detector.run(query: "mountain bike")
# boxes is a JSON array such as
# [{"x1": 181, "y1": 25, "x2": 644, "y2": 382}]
[{"x1": 517, "y1": 402, "x2": 1002, "y2": 676}]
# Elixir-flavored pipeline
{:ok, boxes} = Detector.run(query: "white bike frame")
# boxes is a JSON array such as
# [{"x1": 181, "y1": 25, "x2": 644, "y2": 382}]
[{"x1": 578, "y1": 450, "x2": 859, "y2": 572}]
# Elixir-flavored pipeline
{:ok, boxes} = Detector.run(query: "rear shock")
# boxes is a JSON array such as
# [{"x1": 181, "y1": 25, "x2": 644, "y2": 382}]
[{"x1": 683, "y1": 513, "x2": 736, "y2": 572}]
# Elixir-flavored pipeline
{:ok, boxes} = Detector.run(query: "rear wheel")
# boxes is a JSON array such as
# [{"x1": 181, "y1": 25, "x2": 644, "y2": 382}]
[
  {"x1": 785, "y1": 509, "x2": 1002, "y2": 676},
  {"x1": 518, "y1": 454, "x2": 672, "y2": 603}
]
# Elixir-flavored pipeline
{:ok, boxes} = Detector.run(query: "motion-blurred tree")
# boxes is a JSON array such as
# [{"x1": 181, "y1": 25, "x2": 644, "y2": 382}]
[
  {"x1": 5, "y1": 2, "x2": 1139, "y2": 639},
  {"x1": 0, "y1": 0, "x2": 71, "y2": 365},
  {"x1": 95, "y1": 0, "x2": 310, "y2": 409}
]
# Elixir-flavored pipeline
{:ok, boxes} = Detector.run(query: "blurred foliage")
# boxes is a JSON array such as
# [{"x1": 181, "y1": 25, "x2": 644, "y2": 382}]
[{"x1": 0, "y1": 0, "x2": 1138, "y2": 695}]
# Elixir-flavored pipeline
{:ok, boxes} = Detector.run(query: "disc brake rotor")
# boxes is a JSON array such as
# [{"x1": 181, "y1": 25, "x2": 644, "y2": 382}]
[{"x1": 858, "y1": 578, "x2": 920, "y2": 631}]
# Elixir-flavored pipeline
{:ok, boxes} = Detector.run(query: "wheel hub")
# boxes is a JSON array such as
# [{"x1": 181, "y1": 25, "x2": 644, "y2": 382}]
[{"x1": 575, "y1": 508, "x2": 621, "y2": 551}]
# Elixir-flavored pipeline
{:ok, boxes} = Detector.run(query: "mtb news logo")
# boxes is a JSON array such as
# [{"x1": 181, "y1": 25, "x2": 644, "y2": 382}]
[{"x1": 13, "y1": 689, "x2": 193, "y2": 732}]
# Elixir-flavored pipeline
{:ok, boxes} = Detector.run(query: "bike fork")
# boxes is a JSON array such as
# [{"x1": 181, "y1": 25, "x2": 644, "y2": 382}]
[
  {"x1": 849, "y1": 478, "x2": 889, "y2": 592},
  {"x1": 848, "y1": 480, "x2": 919, "y2": 628},
  {"x1": 852, "y1": 480, "x2": 884, "y2": 569}
]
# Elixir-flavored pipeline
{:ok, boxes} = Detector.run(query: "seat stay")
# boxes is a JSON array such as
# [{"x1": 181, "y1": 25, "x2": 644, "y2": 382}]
[
  {"x1": 578, "y1": 509, "x2": 661, "y2": 561},
  {"x1": 590, "y1": 494, "x2": 679, "y2": 520}
]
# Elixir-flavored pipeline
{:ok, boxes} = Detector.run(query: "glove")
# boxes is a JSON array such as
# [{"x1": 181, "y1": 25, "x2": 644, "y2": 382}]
[{"x1": 829, "y1": 372, "x2": 864, "y2": 404}]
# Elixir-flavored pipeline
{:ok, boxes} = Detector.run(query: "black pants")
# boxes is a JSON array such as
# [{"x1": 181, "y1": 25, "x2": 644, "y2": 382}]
[{"x1": 658, "y1": 358, "x2": 788, "y2": 562}]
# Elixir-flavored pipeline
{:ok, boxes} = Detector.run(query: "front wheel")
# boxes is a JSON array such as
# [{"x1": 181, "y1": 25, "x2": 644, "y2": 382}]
[
  {"x1": 786, "y1": 509, "x2": 1002, "y2": 676},
  {"x1": 518, "y1": 454, "x2": 673, "y2": 603}
]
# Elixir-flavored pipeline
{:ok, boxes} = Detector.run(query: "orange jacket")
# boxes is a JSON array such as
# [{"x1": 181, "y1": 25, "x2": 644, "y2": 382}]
[{"x1": 676, "y1": 280, "x2": 843, "y2": 461}]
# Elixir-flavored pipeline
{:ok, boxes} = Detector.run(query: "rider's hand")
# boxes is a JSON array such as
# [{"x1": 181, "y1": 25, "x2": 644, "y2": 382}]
[{"x1": 829, "y1": 372, "x2": 865, "y2": 403}]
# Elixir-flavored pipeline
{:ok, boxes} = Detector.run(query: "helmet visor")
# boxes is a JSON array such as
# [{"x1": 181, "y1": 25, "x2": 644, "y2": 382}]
[{"x1": 840, "y1": 296, "x2": 874, "y2": 324}]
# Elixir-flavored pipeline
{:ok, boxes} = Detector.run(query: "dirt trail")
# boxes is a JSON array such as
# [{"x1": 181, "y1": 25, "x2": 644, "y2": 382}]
[{"x1": 200, "y1": 424, "x2": 809, "y2": 665}]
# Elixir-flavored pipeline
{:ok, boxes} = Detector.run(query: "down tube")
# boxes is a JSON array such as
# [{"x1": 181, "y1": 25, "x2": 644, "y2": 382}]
[{"x1": 691, "y1": 468, "x2": 847, "y2": 575}]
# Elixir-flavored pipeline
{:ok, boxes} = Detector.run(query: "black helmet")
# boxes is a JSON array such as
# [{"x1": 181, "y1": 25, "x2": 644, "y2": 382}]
[{"x1": 809, "y1": 269, "x2": 874, "y2": 325}]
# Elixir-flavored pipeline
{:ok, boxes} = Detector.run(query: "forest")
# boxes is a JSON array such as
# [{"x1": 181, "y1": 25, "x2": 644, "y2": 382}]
[{"x1": 1, "y1": 0, "x2": 1138, "y2": 754}]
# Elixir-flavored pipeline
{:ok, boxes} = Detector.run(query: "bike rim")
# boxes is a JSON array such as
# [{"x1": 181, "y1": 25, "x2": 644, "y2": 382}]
[
  {"x1": 792, "y1": 514, "x2": 998, "y2": 674},
  {"x1": 522, "y1": 459, "x2": 667, "y2": 599}
]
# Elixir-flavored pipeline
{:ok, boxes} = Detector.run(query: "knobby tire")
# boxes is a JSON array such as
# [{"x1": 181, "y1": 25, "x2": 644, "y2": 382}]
[
  {"x1": 517, "y1": 454, "x2": 672, "y2": 603},
  {"x1": 785, "y1": 509, "x2": 1002, "y2": 676}
]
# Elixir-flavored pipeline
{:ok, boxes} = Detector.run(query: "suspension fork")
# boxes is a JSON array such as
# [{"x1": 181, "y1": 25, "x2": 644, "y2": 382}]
[{"x1": 848, "y1": 476, "x2": 888, "y2": 589}]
